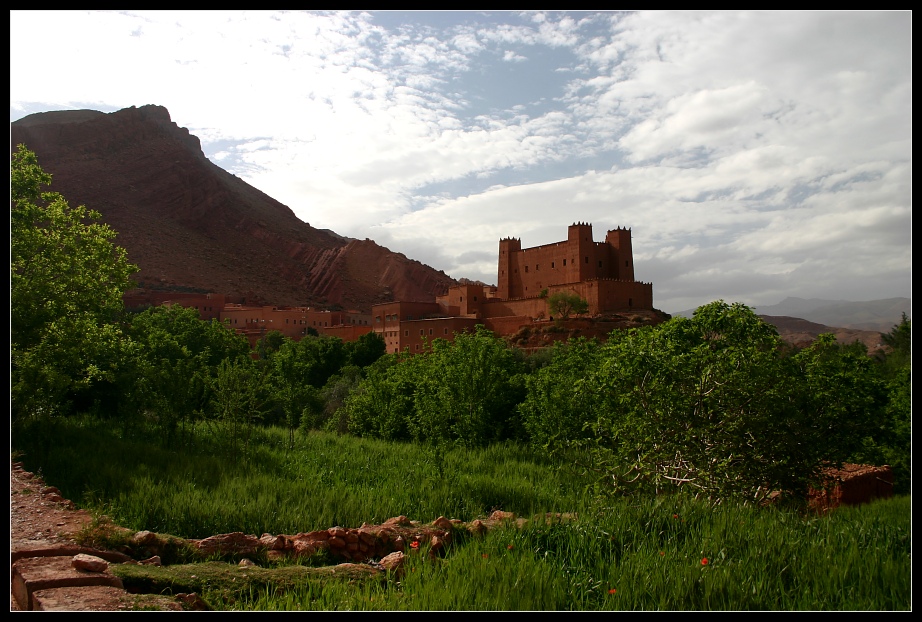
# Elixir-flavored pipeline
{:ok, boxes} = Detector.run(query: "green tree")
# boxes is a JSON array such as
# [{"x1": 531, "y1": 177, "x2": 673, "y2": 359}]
[
  {"x1": 861, "y1": 314, "x2": 912, "y2": 493},
  {"x1": 11, "y1": 144, "x2": 138, "y2": 421},
  {"x1": 411, "y1": 326, "x2": 526, "y2": 448},
  {"x1": 879, "y1": 313, "x2": 911, "y2": 378},
  {"x1": 547, "y1": 292, "x2": 589, "y2": 319},
  {"x1": 344, "y1": 330, "x2": 387, "y2": 368},
  {"x1": 519, "y1": 337, "x2": 604, "y2": 453},
  {"x1": 345, "y1": 354, "x2": 417, "y2": 442},
  {"x1": 210, "y1": 357, "x2": 269, "y2": 458},
  {"x1": 256, "y1": 329, "x2": 287, "y2": 361},
  {"x1": 570, "y1": 301, "x2": 885, "y2": 505},
  {"x1": 126, "y1": 304, "x2": 251, "y2": 442},
  {"x1": 266, "y1": 336, "x2": 325, "y2": 445}
]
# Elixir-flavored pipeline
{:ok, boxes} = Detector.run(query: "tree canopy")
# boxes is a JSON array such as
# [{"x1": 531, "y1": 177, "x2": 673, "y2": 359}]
[
  {"x1": 11, "y1": 144, "x2": 139, "y2": 420},
  {"x1": 547, "y1": 292, "x2": 589, "y2": 319}
]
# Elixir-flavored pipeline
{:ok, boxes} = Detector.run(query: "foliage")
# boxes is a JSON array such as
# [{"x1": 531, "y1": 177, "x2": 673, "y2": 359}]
[
  {"x1": 345, "y1": 328, "x2": 528, "y2": 449},
  {"x1": 547, "y1": 291, "x2": 589, "y2": 319},
  {"x1": 345, "y1": 354, "x2": 418, "y2": 442},
  {"x1": 879, "y1": 312, "x2": 911, "y2": 376},
  {"x1": 519, "y1": 338, "x2": 604, "y2": 452},
  {"x1": 256, "y1": 330, "x2": 287, "y2": 361},
  {"x1": 209, "y1": 357, "x2": 270, "y2": 457},
  {"x1": 318, "y1": 365, "x2": 364, "y2": 434},
  {"x1": 859, "y1": 314, "x2": 912, "y2": 493},
  {"x1": 410, "y1": 327, "x2": 527, "y2": 448},
  {"x1": 126, "y1": 304, "x2": 251, "y2": 440},
  {"x1": 343, "y1": 330, "x2": 387, "y2": 368},
  {"x1": 556, "y1": 301, "x2": 886, "y2": 505},
  {"x1": 11, "y1": 144, "x2": 138, "y2": 421}
]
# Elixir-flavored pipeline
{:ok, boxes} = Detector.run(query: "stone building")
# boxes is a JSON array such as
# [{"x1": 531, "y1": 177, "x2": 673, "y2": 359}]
[
  {"x1": 371, "y1": 223, "x2": 654, "y2": 353},
  {"x1": 122, "y1": 223, "x2": 653, "y2": 352}
]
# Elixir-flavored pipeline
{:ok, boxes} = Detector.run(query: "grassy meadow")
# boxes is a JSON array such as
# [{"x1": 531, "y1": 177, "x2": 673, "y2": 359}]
[{"x1": 11, "y1": 416, "x2": 911, "y2": 611}]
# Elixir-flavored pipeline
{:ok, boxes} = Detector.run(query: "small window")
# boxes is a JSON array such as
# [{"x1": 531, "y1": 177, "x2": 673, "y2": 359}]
[
  {"x1": 536, "y1": 264, "x2": 539, "y2": 271},
  {"x1": 599, "y1": 260, "x2": 603, "y2": 267},
  {"x1": 420, "y1": 329, "x2": 424, "y2": 335},
  {"x1": 405, "y1": 330, "x2": 409, "y2": 336},
  {"x1": 563, "y1": 259, "x2": 567, "y2": 266},
  {"x1": 625, "y1": 260, "x2": 629, "y2": 267},
  {"x1": 551, "y1": 261, "x2": 555, "y2": 268},
  {"x1": 473, "y1": 296, "x2": 478, "y2": 301},
  {"x1": 444, "y1": 328, "x2": 448, "y2": 335},
  {"x1": 525, "y1": 266, "x2": 529, "y2": 273},
  {"x1": 585, "y1": 256, "x2": 589, "y2": 264}
]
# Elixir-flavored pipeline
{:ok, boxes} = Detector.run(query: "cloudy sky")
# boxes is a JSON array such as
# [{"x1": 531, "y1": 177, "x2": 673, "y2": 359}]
[{"x1": 10, "y1": 10, "x2": 912, "y2": 314}]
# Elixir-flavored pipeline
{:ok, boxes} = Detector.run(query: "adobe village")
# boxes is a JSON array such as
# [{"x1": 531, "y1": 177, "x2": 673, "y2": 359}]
[{"x1": 125, "y1": 222, "x2": 660, "y2": 352}]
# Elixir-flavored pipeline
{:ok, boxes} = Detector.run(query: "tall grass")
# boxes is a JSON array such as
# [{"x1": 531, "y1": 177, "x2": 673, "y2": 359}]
[
  {"x1": 12, "y1": 416, "x2": 911, "y2": 610},
  {"x1": 12, "y1": 416, "x2": 583, "y2": 537}
]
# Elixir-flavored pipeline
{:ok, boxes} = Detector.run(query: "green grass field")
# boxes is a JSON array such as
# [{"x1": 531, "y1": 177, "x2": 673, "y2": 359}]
[{"x1": 12, "y1": 416, "x2": 911, "y2": 611}]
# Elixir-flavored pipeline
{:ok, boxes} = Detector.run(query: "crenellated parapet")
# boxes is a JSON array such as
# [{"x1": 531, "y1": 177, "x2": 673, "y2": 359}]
[{"x1": 496, "y1": 223, "x2": 650, "y2": 309}]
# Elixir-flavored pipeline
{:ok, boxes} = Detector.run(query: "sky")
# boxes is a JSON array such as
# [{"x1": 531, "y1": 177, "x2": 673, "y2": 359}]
[{"x1": 9, "y1": 10, "x2": 912, "y2": 314}]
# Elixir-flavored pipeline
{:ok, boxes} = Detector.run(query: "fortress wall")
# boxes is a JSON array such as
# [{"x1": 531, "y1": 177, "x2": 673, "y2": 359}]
[
  {"x1": 482, "y1": 315, "x2": 534, "y2": 336},
  {"x1": 480, "y1": 297, "x2": 549, "y2": 319}
]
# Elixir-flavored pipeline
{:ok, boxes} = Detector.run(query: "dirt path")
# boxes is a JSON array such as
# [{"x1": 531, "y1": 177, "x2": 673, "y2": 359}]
[{"x1": 10, "y1": 461, "x2": 184, "y2": 611}]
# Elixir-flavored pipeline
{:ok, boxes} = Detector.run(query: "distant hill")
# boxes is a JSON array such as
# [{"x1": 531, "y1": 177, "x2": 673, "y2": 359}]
[
  {"x1": 11, "y1": 105, "x2": 457, "y2": 311},
  {"x1": 675, "y1": 297, "x2": 910, "y2": 333}
]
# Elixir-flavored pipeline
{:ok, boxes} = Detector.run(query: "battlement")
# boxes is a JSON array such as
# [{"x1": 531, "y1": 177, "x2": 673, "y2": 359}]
[{"x1": 497, "y1": 223, "x2": 640, "y2": 300}]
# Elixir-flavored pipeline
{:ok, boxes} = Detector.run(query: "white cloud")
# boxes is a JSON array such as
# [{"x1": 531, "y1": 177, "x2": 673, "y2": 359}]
[{"x1": 10, "y1": 10, "x2": 911, "y2": 313}]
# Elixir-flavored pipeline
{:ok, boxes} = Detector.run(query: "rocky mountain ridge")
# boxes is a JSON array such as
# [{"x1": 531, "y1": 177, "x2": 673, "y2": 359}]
[
  {"x1": 11, "y1": 105, "x2": 457, "y2": 311},
  {"x1": 675, "y1": 297, "x2": 910, "y2": 334}
]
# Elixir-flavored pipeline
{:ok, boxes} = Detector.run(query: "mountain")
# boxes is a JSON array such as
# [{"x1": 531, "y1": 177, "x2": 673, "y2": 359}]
[
  {"x1": 756, "y1": 315, "x2": 889, "y2": 352},
  {"x1": 675, "y1": 297, "x2": 910, "y2": 333},
  {"x1": 753, "y1": 297, "x2": 911, "y2": 333},
  {"x1": 11, "y1": 105, "x2": 457, "y2": 311}
]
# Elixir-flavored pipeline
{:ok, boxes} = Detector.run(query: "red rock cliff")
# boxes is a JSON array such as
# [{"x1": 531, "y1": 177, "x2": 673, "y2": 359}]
[{"x1": 11, "y1": 105, "x2": 457, "y2": 310}]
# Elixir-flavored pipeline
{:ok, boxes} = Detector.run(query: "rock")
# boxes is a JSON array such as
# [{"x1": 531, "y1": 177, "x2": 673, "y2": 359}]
[
  {"x1": 432, "y1": 516, "x2": 453, "y2": 530},
  {"x1": 72, "y1": 554, "x2": 109, "y2": 573},
  {"x1": 809, "y1": 464, "x2": 894, "y2": 512},
  {"x1": 379, "y1": 551, "x2": 405, "y2": 573},
  {"x1": 175, "y1": 592, "x2": 211, "y2": 611},
  {"x1": 131, "y1": 530, "x2": 159, "y2": 547},
  {"x1": 10, "y1": 106, "x2": 457, "y2": 312},
  {"x1": 196, "y1": 532, "x2": 261, "y2": 555}
]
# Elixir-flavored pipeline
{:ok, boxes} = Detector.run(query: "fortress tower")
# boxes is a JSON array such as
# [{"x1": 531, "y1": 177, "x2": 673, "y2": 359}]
[
  {"x1": 497, "y1": 236, "x2": 522, "y2": 300},
  {"x1": 490, "y1": 222, "x2": 651, "y2": 311},
  {"x1": 604, "y1": 227, "x2": 635, "y2": 281}
]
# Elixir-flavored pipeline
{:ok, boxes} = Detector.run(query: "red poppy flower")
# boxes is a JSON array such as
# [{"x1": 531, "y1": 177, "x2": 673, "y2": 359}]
[
  {"x1": 507, "y1": 544, "x2": 514, "y2": 550},
  {"x1": 482, "y1": 553, "x2": 489, "y2": 559},
  {"x1": 608, "y1": 589, "x2": 617, "y2": 595},
  {"x1": 673, "y1": 514, "x2": 679, "y2": 519},
  {"x1": 659, "y1": 551, "x2": 665, "y2": 556},
  {"x1": 701, "y1": 557, "x2": 709, "y2": 566},
  {"x1": 410, "y1": 540, "x2": 420, "y2": 549}
]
